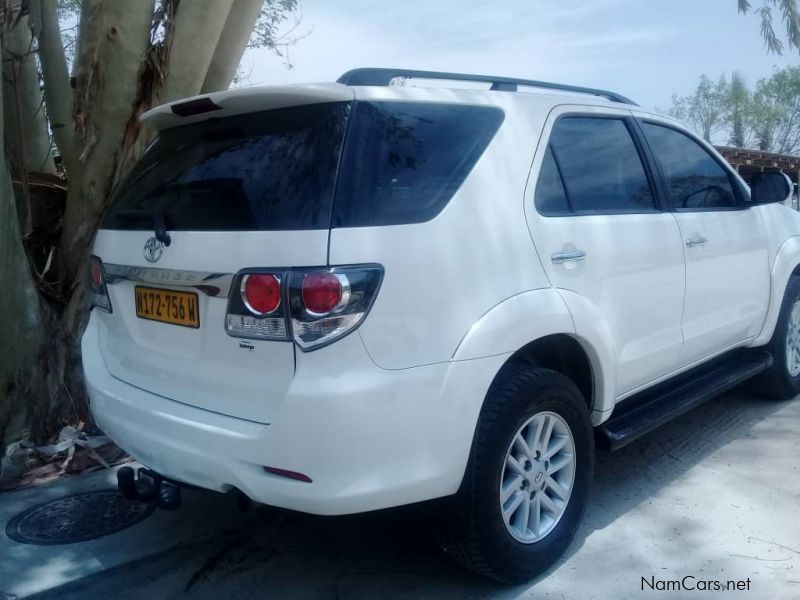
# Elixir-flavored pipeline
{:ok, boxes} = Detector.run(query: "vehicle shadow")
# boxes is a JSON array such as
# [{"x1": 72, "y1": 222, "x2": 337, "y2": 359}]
[{"x1": 37, "y1": 390, "x2": 794, "y2": 600}]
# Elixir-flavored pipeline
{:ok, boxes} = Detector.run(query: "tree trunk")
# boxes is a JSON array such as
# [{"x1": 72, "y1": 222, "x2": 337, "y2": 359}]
[
  {"x1": 30, "y1": 0, "x2": 77, "y2": 178},
  {"x1": 157, "y1": 0, "x2": 234, "y2": 104},
  {"x1": 2, "y1": 15, "x2": 55, "y2": 177},
  {"x1": 28, "y1": 0, "x2": 157, "y2": 444},
  {"x1": 59, "y1": 0, "x2": 154, "y2": 282},
  {"x1": 0, "y1": 60, "x2": 45, "y2": 445},
  {"x1": 202, "y1": 0, "x2": 264, "y2": 93}
]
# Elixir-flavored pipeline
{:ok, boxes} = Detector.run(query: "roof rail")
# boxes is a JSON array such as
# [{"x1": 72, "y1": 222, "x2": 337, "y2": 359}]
[{"x1": 336, "y1": 68, "x2": 637, "y2": 106}]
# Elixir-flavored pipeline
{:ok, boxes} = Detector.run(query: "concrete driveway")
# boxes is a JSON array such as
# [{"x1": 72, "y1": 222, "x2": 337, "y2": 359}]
[{"x1": 22, "y1": 390, "x2": 800, "y2": 599}]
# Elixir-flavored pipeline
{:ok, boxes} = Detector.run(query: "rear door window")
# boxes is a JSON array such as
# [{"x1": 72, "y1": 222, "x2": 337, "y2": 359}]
[
  {"x1": 332, "y1": 102, "x2": 504, "y2": 227},
  {"x1": 103, "y1": 102, "x2": 349, "y2": 231},
  {"x1": 542, "y1": 116, "x2": 655, "y2": 214},
  {"x1": 534, "y1": 146, "x2": 570, "y2": 214}
]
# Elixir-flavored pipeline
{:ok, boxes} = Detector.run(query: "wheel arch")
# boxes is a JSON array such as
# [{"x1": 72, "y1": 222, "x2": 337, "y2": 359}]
[
  {"x1": 452, "y1": 287, "x2": 617, "y2": 425},
  {"x1": 496, "y1": 334, "x2": 595, "y2": 413},
  {"x1": 446, "y1": 289, "x2": 616, "y2": 498},
  {"x1": 753, "y1": 235, "x2": 800, "y2": 346}
]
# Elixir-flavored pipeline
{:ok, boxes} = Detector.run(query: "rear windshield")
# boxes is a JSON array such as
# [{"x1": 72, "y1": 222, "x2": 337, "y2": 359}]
[
  {"x1": 103, "y1": 100, "x2": 503, "y2": 231},
  {"x1": 103, "y1": 102, "x2": 349, "y2": 231}
]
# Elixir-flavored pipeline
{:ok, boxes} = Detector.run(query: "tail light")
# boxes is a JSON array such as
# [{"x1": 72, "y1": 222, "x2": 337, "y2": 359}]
[
  {"x1": 241, "y1": 274, "x2": 281, "y2": 315},
  {"x1": 225, "y1": 265, "x2": 383, "y2": 351},
  {"x1": 225, "y1": 270, "x2": 287, "y2": 341},
  {"x1": 301, "y1": 272, "x2": 347, "y2": 315},
  {"x1": 89, "y1": 255, "x2": 112, "y2": 313}
]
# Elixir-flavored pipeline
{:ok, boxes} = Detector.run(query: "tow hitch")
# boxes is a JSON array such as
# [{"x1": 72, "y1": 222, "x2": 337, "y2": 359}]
[{"x1": 117, "y1": 466, "x2": 181, "y2": 510}]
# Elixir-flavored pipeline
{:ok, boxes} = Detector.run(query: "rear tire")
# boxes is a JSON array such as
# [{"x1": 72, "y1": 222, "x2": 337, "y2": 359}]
[
  {"x1": 434, "y1": 365, "x2": 593, "y2": 583},
  {"x1": 753, "y1": 276, "x2": 800, "y2": 400}
]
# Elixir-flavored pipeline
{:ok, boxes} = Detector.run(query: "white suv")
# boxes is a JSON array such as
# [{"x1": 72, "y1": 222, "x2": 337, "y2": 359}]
[{"x1": 83, "y1": 68, "x2": 800, "y2": 582}]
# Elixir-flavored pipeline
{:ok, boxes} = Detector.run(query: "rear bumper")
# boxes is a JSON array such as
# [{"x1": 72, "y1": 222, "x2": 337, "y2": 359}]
[{"x1": 82, "y1": 315, "x2": 506, "y2": 515}]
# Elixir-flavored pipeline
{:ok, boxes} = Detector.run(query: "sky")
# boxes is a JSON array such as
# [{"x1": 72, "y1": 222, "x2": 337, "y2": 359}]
[{"x1": 240, "y1": 0, "x2": 798, "y2": 112}]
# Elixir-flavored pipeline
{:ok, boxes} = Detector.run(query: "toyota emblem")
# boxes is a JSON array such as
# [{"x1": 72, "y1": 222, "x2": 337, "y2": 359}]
[{"x1": 143, "y1": 237, "x2": 163, "y2": 263}]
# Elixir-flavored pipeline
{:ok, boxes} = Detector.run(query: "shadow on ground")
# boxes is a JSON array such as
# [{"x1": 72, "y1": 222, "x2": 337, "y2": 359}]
[{"x1": 29, "y1": 390, "x2": 799, "y2": 599}]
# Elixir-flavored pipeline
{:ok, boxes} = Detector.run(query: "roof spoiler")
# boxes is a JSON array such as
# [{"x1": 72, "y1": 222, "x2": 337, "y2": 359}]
[{"x1": 140, "y1": 83, "x2": 354, "y2": 131}]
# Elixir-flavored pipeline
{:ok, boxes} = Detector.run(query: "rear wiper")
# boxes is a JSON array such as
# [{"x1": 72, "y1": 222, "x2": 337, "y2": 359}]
[
  {"x1": 153, "y1": 212, "x2": 171, "y2": 247},
  {"x1": 115, "y1": 209, "x2": 171, "y2": 246}
]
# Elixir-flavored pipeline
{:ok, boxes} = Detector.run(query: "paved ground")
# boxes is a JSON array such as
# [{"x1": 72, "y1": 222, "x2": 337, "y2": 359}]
[
  {"x1": 2, "y1": 389, "x2": 799, "y2": 599},
  {"x1": 0, "y1": 468, "x2": 251, "y2": 598}
]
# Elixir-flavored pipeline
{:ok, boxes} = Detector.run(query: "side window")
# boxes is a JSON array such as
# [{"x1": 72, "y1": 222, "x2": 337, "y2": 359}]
[
  {"x1": 538, "y1": 116, "x2": 655, "y2": 214},
  {"x1": 534, "y1": 146, "x2": 569, "y2": 214},
  {"x1": 333, "y1": 102, "x2": 504, "y2": 227},
  {"x1": 641, "y1": 123, "x2": 737, "y2": 210}
]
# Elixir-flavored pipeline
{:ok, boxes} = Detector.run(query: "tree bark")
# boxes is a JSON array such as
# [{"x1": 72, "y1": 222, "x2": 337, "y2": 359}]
[
  {"x1": 59, "y1": 0, "x2": 154, "y2": 282},
  {"x1": 42, "y1": 1, "x2": 156, "y2": 443},
  {"x1": 201, "y1": 0, "x2": 264, "y2": 93},
  {"x1": 30, "y1": 0, "x2": 78, "y2": 178},
  {"x1": 0, "y1": 58, "x2": 45, "y2": 445}
]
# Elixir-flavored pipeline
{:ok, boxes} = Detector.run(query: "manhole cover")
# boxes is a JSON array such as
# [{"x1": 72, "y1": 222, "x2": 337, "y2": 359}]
[{"x1": 6, "y1": 489, "x2": 155, "y2": 545}]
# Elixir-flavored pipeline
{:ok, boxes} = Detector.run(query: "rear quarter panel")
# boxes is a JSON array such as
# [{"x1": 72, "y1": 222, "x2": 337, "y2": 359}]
[{"x1": 329, "y1": 89, "x2": 554, "y2": 369}]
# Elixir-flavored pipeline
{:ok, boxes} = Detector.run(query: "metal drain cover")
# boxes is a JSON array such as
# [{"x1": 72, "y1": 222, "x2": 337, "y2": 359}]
[{"x1": 6, "y1": 489, "x2": 155, "y2": 545}]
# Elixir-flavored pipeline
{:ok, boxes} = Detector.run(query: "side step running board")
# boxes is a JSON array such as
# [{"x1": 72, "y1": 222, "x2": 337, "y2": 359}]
[{"x1": 598, "y1": 349, "x2": 773, "y2": 451}]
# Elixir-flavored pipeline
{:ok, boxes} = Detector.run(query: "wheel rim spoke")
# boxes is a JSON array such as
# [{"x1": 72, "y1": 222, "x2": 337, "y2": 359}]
[
  {"x1": 542, "y1": 435, "x2": 568, "y2": 460},
  {"x1": 501, "y1": 475, "x2": 522, "y2": 503},
  {"x1": 531, "y1": 493, "x2": 541, "y2": 537},
  {"x1": 527, "y1": 418, "x2": 544, "y2": 453},
  {"x1": 513, "y1": 432, "x2": 532, "y2": 458},
  {"x1": 516, "y1": 496, "x2": 531, "y2": 531},
  {"x1": 788, "y1": 301, "x2": 800, "y2": 377},
  {"x1": 539, "y1": 490, "x2": 560, "y2": 514},
  {"x1": 503, "y1": 491, "x2": 525, "y2": 524},
  {"x1": 539, "y1": 416, "x2": 554, "y2": 453},
  {"x1": 548, "y1": 452, "x2": 573, "y2": 475},
  {"x1": 546, "y1": 476, "x2": 569, "y2": 500},
  {"x1": 499, "y1": 410, "x2": 576, "y2": 544},
  {"x1": 506, "y1": 455, "x2": 526, "y2": 477}
]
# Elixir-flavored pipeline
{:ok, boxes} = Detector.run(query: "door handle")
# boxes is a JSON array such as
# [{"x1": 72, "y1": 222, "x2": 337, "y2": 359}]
[
  {"x1": 551, "y1": 250, "x2": 587, "y2": 264},
  {"x1": 685, "y1": 236, "x2": 708, "y2": 247}
]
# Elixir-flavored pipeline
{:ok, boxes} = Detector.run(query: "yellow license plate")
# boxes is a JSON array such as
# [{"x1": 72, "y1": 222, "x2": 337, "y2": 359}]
[{"x1": 134, "y1": 286, "x2": 200, "y2": 328}]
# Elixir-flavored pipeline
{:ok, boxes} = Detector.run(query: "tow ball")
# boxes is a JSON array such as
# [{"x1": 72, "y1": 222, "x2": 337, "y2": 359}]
[{"x1": 117, "y1": 466, "x2": 182, "y2": 510}]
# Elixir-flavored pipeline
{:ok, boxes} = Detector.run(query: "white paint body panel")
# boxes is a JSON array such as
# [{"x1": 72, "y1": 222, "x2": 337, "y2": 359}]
[
  {"x1": 524, "y1": 105, "x2": 686, "y2": 396},
  {"x1": 81, "y1": 82, "x2": 800, "y2": 515},
  {"x1": 673, "y1": 209, "x2": 769, "y2": 365},
  {"x1": 92, "y1": 228, "x2": 329, "y2": 424}
]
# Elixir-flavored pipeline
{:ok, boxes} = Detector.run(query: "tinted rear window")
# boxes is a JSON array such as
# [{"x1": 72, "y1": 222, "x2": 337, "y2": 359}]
[
  {"x1": 546, "y1": 117, "x2": 655, "y2": 213},
  {"x1": 534, "y1": 146, "x2": 570, "y2": 214},
  {"x1": 103, "y1": 100, "x2": 503, "y2": 231},
  {"x1": 103, "y1": 102, "x2": 349, "y2": 231},
  {"x1": 332, "y1": 102, "x2": 504, "y2": 227}
]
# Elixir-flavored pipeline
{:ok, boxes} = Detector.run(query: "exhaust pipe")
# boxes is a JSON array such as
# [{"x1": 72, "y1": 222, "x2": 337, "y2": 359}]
[{"x1": 117, "y1": 466, "x2": 182, "y2": 510}]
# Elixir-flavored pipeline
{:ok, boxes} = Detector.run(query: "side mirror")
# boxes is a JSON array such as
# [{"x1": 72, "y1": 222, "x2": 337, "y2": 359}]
[{"x1": 749, "y1": 171, "x2": 793, "y2": 205}]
